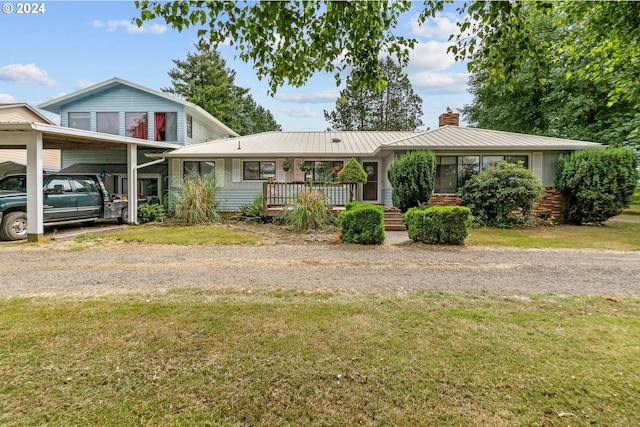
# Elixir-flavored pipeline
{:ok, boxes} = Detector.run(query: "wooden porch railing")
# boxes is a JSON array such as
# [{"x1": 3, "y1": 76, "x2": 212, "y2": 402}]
[{"x1": 263, "y1": 181, "x2": 358, "y2": 215}]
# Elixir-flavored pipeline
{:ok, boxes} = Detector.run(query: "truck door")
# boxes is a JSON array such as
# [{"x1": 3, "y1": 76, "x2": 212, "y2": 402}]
[
  {"x1": 70, "y1": 176, "x2": 102, "y2": 219},
  {"x1": 43, "y1": 177, "x2": 77, "y2": 221}
]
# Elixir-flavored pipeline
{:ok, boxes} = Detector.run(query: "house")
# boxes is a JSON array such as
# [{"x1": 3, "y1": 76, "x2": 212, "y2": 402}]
[
  {"x1": 38, "y1": 77, "x2": 238, "y2": 198},
  {"x1": 149, "y1": 111, "x2": 603, "y2": 218},
  {"x1": 0, "y1": 103, "x2": 60, "y2": 176}
]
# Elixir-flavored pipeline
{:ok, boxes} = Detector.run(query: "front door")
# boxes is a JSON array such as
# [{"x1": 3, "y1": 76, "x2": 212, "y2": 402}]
[{"x1": 362, "y1": 161, "x2": 379, "y2": 202}]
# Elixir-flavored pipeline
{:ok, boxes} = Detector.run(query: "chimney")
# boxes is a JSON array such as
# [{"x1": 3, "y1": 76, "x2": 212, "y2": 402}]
[{"x1": 438, "y1": 108, "x2": 459, "y2": 127}]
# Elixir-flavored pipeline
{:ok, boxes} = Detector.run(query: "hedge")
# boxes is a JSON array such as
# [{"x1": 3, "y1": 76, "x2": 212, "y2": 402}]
[
  {"x1": 404, "y1": 206, "x2": 472, "y2": 245},
  {"x1": 337, "y1": 202, "x2": 385, "y2": 245}
]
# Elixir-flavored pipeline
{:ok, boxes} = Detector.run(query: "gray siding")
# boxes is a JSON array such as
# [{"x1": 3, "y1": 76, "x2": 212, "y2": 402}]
[
  {"x1": 542, "y1": 151, "x2": 567, "y2": 187},
  {"x1": 59, "y1": 85, "x2": 185, "y2": 145}
]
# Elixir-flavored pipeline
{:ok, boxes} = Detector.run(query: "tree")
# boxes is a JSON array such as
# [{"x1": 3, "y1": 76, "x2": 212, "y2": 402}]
[
  {"x1": 136, "y1": 1, "x2": 640, "y2": 135},
  {"x1": 555, "y1": 148, "x2": 639, "y2": 225},
  {"x1": 459, "y1": 161, "x2": 544, "y2": 228},
  {"x1": 163, "y1": 45, "x2": 280, "y2": 135},
  {"x1": 324, "y1": 57, "x2": 423, "y2": 131},
  {"x1": 387, "y1": 151, "x2": 436, "y2": 212}
]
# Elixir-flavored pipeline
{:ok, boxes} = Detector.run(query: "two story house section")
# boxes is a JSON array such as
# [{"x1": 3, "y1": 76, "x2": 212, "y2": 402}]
[{"x1": 38, "y1": 77, "x2": 238, "y2": 199}]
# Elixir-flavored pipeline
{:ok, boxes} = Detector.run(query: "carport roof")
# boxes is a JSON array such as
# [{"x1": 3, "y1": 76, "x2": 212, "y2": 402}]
[{"x1": 0, "y1": 122, "x2": 178, "y2": 150}]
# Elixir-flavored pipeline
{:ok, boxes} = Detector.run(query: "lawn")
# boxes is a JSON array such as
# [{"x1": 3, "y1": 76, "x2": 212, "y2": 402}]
[{"x1": 1, "y1": 290, "x2": 638, "y2": 426}]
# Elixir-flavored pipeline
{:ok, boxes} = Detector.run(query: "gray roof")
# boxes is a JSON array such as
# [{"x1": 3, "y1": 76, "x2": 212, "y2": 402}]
[
  {"x1": 157, "y1": 131, "x2": 418, "y2": 158},
  {"x1": 379, "y1": 126, "x2": 604, "y2": 152},
  {"x1": 154, "y1": 127, "x2": 603, "y2": 159}
]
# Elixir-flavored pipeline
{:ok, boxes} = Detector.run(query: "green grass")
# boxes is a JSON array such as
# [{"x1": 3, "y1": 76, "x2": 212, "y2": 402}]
[
  {"x1": 76, "y1": 224, "x2": 268, "y2": 245},
  {"x1": 1, "y1": 290, "x2": 638, "y2": 426}
]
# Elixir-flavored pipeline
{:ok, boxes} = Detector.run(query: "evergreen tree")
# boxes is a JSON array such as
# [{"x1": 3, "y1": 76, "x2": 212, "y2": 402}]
[
  {"x1": 163, "y1": 45, "x2": 280, "y2": 136},
  {"x1": 324, "y1": 57, "x2": 423, "y2": 131}
]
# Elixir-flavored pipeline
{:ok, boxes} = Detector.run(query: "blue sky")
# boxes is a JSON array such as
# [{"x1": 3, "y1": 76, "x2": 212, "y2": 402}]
[{"x1": 0, "y1": 1, "x2": 472, "y2": 132}]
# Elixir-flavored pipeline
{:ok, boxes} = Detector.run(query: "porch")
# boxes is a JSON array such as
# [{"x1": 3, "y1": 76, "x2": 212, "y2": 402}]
[{"x1": 262, "y1": 181, "x2": 358, "y2": 216}]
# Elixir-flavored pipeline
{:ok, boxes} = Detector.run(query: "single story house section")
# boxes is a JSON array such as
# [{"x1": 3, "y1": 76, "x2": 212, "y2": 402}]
[{"x1": 149, "y1": 112, "x2": 603, "y2": 219}]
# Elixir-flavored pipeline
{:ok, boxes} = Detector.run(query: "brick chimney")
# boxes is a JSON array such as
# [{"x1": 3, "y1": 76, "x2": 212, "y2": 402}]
[{"x1": 438, "y1": 108, "x2": 459, "y2": 127}]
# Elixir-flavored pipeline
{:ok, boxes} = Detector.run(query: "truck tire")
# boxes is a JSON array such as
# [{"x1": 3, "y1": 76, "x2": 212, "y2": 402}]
[
  {"x1": 0, "y1": 211, "x2": 28, "y2": 241},
  {"x1": 118, "y1": 207, "x2": 129, "y2": 225}
]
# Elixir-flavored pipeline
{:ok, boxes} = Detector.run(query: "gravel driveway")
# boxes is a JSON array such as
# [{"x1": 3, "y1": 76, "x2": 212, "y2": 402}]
[{"x1": 1, "y1": 235, "x2": 639, "y2": 297}]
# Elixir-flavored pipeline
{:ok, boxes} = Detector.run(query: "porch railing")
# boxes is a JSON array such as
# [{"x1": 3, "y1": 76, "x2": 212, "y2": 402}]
[{"x1": 263, "y1": 181, "x2": 358, "y2": 213}]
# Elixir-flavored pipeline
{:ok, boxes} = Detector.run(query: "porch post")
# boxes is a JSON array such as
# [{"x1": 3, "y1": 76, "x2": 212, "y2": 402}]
[
  {"x1": 127, "y1": 143, "x2": 138, "y2": 224},
  {"x1": 26, "y1": 133, "x2": 44, "y2": 243}
]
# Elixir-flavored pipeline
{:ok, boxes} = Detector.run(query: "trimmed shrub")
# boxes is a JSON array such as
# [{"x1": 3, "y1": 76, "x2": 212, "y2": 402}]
[
  {"x1": 387, "y1": 151, "x2": 436, "y2": 212},
  {"x1": 337, "y1": 202, "x2": 385, "y2": 245},
  {"x1": 172, "y1": 172, "x2": 223, "y2": 225},
  {"x1": 239, "y1": 194, "x2": 268, "y2": 223},
  {"x1": 137, "y1": 203, "x2": 165, "y2": 224},
  {"x1": 556, "y1": 148, "x2": 639, "y2": 224},
  {"x1": 280, "y1": 190, "x2": 331, "y2": 232},
  {"x1": 337, "y1": 158, "x2": 368, "y2": 184},
  {"x1": 404, "y1": 206, "x2": 472, "y2": 245},
  {"x1": 459, "y1": 161, "x2": 544, "y2": 228}
]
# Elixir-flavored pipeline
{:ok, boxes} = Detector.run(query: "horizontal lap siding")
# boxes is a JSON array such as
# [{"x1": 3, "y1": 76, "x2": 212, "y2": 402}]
[{"x1": 217, "y1": 188, "x2": 262, "y2": 211}]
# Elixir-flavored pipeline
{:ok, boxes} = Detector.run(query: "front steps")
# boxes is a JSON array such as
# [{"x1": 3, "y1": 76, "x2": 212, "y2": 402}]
[{"x1": 383, "y1": 207, "x2": 405, "y2": 231}]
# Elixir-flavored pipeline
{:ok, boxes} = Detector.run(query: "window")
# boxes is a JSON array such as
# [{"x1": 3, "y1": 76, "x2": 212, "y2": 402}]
[
  {"x1": 44, "y1": 177, "x2": 72, "y2": 193},
  {"x1": 306, "y1": 160, "x2": 344, "y2": 182},
  {"x1": 68, "y1": 112, "x2": 90, "y2": 130},
  {"x1": 70, "y1": 177, "x2": 98, "y2": 193},
  {"x1": 0, "y1": 176, "x2": 26, "y2": 191},
  {"x1": 243, "y1": 161, "x2": 276, "y2": 180},
  {"x1": 184, "y1": 161, "x2": 215, "y2": 177},
  {"x1": 155, "y1": 112, "x2": 177, "y2": 141},
  {"x1": 186, "y1": 114, "x2": 193, "y2": 138},
  {"x1": 97, "y1": 112, "x2": 119, "y2": 135},
  {"x1": 482, "y1": 155, "x2": 529, "y2": 170},
  {"x1": 125, "y1": 112, "x2": 148, "y2": 139},
  {"x1": 435, "y1": 155, "x2": 529, "y2": 193}
]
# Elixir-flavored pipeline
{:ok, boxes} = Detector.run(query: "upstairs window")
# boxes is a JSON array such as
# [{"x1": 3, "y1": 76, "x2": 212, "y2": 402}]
[
  {"x1": 97, "y1": 112, "x2": 119, "y2": 135},
  {"x1": 155, "y1": 112, "x2": 177, "y2": 141},
  {"x1": 125, "y1": 112, "x2": 148, "y2": 139},
  {"x1": 68, "y1": 112, "x2": 90, "y2": 130}
]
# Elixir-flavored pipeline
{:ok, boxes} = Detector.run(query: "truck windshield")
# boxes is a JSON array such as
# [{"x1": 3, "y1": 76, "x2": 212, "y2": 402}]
[{"x1": 0, "y1": 176, "x2": 26, "y2": 191}]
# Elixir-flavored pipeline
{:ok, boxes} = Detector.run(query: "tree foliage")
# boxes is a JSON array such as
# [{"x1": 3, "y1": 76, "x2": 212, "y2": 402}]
[
  {"x1": 337, "y1": 158, "x2": 367, "y2": 184},
  {"x1": 555, "y1": 148, "x2": 639, "y2": 225},
  {"x1": 459, "y1": 161, "x2": 544, "y2": 228},
  {"x1": 163, "y1": 45, "x2": 280, "y2": 135},
  {"x1": 324, "y1": 57, "x2": 423, "y2": 131},
  {"x1": 387, "y1": 151, "x2": 436, "y2": 212}
]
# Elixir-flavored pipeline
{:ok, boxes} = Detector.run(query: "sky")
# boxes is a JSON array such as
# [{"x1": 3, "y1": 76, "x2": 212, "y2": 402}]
[{"x1": 0, "y1": 1, "x2": 473, "y2": 132}]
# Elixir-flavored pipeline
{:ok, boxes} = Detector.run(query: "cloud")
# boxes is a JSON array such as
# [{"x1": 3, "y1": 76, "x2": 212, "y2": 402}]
[
  {"x1": 275, "y1": 90, "x2": 340, "y2": 104},
  {"x1": 407, "y1": 40, "x2": 456, "y2": 73},
  {"x1": 0, "y1": 94, "x2": 16, "y2": 103},
  {"x1": 279, "y1": 107, "x2": 318, "y2": 118},
  {"x1": 93, "y1": 19, "x2": 167, "y2": 35},
  {"x1": 0, "y1": 64, "x2": 56, "y2": 87},
  {"x1": 410, "y1": 71, "x2": 470, "y2": 95},
  {"x1": 410, "y1": 12, "x2": 460, "y2": 41}
]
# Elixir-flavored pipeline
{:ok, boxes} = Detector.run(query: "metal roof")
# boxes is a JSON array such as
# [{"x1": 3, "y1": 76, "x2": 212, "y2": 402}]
[
  {"x1": 379, "y1": 126, "x2": 604, "y2": 152},
  {"x1": 38, "y1": 77, "x2": 239, "y2": 137},
  {"x1": 156, "y1": 131, "x2": 418, "y2": 158}
]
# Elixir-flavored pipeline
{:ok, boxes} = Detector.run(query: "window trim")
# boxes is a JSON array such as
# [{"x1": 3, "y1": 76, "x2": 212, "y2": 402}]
[
  {"x1": 242, "y1": 160, "x2": 277, "y2": 181},
  {"x1": 68, "y1": 112, "x2": 91, "y2": 131}
]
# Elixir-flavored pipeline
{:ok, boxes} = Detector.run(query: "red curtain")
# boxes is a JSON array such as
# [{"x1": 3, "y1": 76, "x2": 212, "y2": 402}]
[{"x1": 155, "y1": 113, "x2": 165, "y2": 141}]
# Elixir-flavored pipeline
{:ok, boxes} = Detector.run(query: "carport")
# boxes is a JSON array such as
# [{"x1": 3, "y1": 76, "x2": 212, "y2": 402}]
[{"x1": 0, "y1": 122, "x2": 175, "y2": 242}]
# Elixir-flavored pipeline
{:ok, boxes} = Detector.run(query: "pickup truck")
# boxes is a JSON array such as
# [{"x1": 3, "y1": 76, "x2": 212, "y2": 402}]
[{"x1": 0, "y1": 174, "x2": 128, "y2": 241}]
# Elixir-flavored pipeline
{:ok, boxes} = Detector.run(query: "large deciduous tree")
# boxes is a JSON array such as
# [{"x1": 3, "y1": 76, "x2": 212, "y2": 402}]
[
  {"x1": 163, "y1": 45, "x2": 280, "y2": 135},
  {"x1": 324, "y1": 57, "x2": 423, "y2": 131}
]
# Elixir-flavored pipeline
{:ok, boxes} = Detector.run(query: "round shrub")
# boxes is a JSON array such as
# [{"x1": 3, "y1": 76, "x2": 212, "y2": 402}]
[
  {"x1": 337, "y1": 202, "x2": 385, "y2": 244},
  {"x1": 404, "y1": 206, "x2": 472, "y2": 245},
  {"x1": 459, "y1": 161, "x2": 544, "y2": 228}
]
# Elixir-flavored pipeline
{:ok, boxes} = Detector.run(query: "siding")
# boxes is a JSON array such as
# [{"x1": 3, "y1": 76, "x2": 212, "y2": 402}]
[
  {"x1": 0, "y1": 149, "x2": 60, "y2": 167},
  {"x1": 59, "y1": 85, "x2": 185, "y2": 145}
]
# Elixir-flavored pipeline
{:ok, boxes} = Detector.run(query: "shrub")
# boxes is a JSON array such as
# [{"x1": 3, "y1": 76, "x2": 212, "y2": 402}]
[
  {"x1": 459, "y1": 161, "x2": 544, "y2": 228},
  {"x1": 280, "y1": 190, "x2": 331, "y2": 232},
  {"x1": 632, "y1": 186, "x2": 640, "y2": 205},
  {"x1": 337, "y1": 158, "x2": 368, "y2": 184},
  {"x1": 404, "y1": 206, "x2": 472, "y2": 245},
  {"x1": 337, "y1": 202, "x2": 385, "y2": 245},
  {"x1": 137, "y1": 203, "x2": 165, "y2": 224},
  {"x1": 172, "y1": 172, "x2": 223, "y2": 225},
  {"x1": 239, "y1": 194, "x2": 267, "y2": 223},
  {"x1": 556, "y1": 148, "x2": 639, "y2": 224},
  {"x1": 387, "y1": 151, "x2": 436, "y2": 212}
]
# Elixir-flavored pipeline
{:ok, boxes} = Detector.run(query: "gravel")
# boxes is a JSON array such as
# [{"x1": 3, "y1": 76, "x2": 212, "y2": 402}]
[{"x1": 1, "y1": 236, "x2": 639, "y2": 297}]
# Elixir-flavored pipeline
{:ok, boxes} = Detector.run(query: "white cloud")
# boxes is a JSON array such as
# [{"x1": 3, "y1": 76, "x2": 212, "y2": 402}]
[
  {"x1": 407, "y1": 40, "x2": 456, "y2": 73},
  {"x1": 0, "y1": 94, "x2": 16, "y2": 103},
  {"x1": 410, "y1": 12, "x2": 460, "y2": 41},
  {"x1": 279, "y1": 107, "x2": 318, "y2": 118},
  {"x1": 410, "y1": 71, "x2": 470, "y2": 95},
  {"x1": 0, "y1": 64, "x2": 55, "y2": 87},
  {"x1": 75, "y1": 80, "x2": 94, "y2": 90},
  {"x1": 93, "y1": 19, "x2": 167, "y2": 35},
  {"x1": 275, "y1": 90, "x2": 340, "y2": 104}
]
